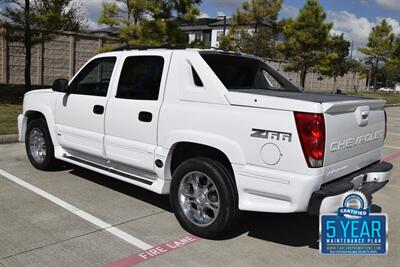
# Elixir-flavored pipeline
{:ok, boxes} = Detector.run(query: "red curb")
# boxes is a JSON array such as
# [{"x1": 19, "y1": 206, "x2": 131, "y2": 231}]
[{"x1": 383, "y1": 151, "x2": 400, "y2": 162}]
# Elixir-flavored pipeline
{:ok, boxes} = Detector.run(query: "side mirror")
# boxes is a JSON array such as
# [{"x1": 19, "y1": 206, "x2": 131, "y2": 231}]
[{"x1": 52, "y1": 79, "x2": 69, "y2": 93}]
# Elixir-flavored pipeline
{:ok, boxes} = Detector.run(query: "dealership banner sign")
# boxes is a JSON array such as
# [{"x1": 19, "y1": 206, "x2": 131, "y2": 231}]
[{"x1": 320, "y1": 191, "x2": 388, "y2": 254}]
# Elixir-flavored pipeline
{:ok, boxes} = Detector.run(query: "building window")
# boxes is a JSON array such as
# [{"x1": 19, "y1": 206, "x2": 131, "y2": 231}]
[{"x1": 195, "y1": 32, "x2": 202, "y2": 41}]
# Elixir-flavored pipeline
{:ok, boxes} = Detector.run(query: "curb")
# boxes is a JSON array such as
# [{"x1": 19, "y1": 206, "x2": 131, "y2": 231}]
[
  {"x1": 0, "y1": 134, "x2": 19, "y2": 145},
  {"x1": 385, "y1": 104, "x2": 400, "y2": 107}
]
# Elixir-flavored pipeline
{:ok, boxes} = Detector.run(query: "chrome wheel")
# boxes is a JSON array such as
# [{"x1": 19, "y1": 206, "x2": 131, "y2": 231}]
[
  {"x1": 29, "y1": 128, "x2": 47, "y2": 164},
  {"x1": 178, "y1": 171, "x2": 220, "y2": 227}
]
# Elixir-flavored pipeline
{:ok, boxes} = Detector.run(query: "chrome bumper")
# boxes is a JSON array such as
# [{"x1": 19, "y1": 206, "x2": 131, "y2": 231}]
[{"x1": 308, "y1": 161, "x2": 392, "y2": 215}]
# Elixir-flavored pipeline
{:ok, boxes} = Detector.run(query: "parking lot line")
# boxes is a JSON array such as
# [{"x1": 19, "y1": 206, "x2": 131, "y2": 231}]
[{"x1": 0, "y1": 169, "x2": 153, "y2": 250}]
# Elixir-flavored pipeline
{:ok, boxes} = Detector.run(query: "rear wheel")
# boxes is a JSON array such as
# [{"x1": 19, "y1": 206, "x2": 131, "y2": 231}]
[
  {"x1": 25, "y1": 119, "x2": 58, "y2": 170},
  {"x1": 170, "y1": 157, "x2": 239, "y2": 238}
]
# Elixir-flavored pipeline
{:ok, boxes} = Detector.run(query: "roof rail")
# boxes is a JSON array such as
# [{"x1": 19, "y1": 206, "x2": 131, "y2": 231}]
[{"x1": 112, "y1": 44, "x2": 186, "y2": 51}]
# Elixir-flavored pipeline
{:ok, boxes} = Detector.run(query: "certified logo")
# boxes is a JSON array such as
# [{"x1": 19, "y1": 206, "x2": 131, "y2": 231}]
[
  {"x1": 320, "y1": 191, "x2": 387, "y2": 254},
  {"x1": 338, "y1": 191, "x2": 369, "y2": 219}
]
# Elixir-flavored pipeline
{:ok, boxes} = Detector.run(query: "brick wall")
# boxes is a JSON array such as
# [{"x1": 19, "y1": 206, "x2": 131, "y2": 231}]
[
  {"x1": 0, "y1": 27, "x2": 366, "y2": 92},
  {"x1": 0, "y1": 28, "x2": 119, "y2": 86},
  {"x1": 266, "y1": 59, "x2": 367, "y2": 93}
]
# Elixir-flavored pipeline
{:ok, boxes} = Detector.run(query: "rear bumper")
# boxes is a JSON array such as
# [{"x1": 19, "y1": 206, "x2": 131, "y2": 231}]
[{"x1": 307, "y1": 161, "x2": 392, "y2": 215}]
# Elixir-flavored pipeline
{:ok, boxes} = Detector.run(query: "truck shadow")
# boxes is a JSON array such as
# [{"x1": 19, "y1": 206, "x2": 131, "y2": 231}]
[
  {"x1": 66, "y1": 165, "x2": 382, "y2": 250},
  {"x1": 234, "y1": 212, "x2": 320, "y2": 249},
  {"x1": 68, "y1": 166, "x2": 172, "y2": 212}
]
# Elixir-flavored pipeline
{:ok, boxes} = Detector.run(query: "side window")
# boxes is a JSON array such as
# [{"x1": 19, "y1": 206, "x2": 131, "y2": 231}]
[
  {"x1": 262, "y1": 69, "x2": 283, "y2": 90},
  {"x1": 70, "y1": 57, "x2": 116, "y2": 97},
  {"x1": 116, "y1": 56, "x2": 164, "y2": 100},
  {"x1": 192, "y1": 66, "x2": 203, "y2": 87}
]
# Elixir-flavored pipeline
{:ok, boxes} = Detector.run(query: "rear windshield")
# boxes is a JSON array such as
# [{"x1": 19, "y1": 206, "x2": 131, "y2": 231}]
[{"x1": 200, "y1": 53, "x2": 301, "y2": 92}]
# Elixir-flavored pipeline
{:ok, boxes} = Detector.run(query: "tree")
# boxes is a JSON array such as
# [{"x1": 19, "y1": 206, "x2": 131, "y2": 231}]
[
  {"x1": 378, "y1": 63, "x2": 398, "y2": 88},
  {"x1": 359, "y1": 19, "x2": 395, "y2": 91},
  {"x1": 219, "y1": 0, "x2": 282, "y2": 58},
  {"x1": 317, "y1": 34, "x2": 351, "y2": 91},
  {"x1": 388, "y1": 39, "x2": 400, "y2": 83},
  {"x1": 34, "y1": 0, "x2": 86, "y2": 32},
  {"x1": 99, "y1": 0, "x2": 201, "y2": 46},
  {"x1": 279, "y1": 0, "x2": 332, "y2": 88},
  {"x1": 0, "y1": 0, "x2": 85, "y2": 91}
]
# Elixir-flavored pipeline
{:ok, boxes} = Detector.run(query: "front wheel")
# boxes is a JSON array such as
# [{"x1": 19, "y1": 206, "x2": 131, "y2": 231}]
[
  {"x1": 25, "y1": 118, "x2": 58, "y2": 171},
  {"x1": 170, "y1": 157, "x2": 239, "y2": 238}
]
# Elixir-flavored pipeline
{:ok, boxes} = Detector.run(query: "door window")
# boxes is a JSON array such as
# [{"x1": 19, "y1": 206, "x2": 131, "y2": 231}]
[
  {"x1": 116, "y1": 56, "x2": 164, "y2": 100},
  {"x1": 69, "y1": 57, "x2": 116, "y2": 97}
]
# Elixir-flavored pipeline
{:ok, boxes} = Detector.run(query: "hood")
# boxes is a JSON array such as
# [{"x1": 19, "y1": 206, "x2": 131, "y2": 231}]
[{"x1": 24, "y1": 88, "x2": 53, "y2": 96}]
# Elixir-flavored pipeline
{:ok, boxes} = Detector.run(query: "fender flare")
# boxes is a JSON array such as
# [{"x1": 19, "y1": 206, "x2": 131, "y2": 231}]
[
  {"x1": 24, "y1": 104, "x2": 59, "y2": 146},
  {"x1": 163, "y1": 130, "x2": 246, "y2": 165}
]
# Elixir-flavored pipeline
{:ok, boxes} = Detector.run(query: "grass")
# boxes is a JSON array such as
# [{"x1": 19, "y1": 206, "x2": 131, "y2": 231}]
[
  {"x1": 0, "y1": 104, "x2": 22, "y2": 135},
  {"x1": 347, "y1": 92, "x2": 400, "y2": 105},
  {"x1": 0, "y1": 84, "x2": 47, "y2": 135}
]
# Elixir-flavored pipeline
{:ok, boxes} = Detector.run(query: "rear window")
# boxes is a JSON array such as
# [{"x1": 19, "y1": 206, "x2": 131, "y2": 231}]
[{"x1": 200, "y1": 53, "x2": 299, "y2": 92}]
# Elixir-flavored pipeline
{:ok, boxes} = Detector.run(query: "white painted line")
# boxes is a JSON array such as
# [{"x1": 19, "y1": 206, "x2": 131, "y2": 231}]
[
  {"x1": 385, "y1": 145, "x2": 400, "y2": 150},
  {"x1": 388, "y1": 132, "x2": 400, "y2": 136},
  {"x1": 389, "y1": 117, "x2": 400, "y2": 121},
  {"x1": 0, "y1": 169, "x2": 153, "y2": 250}
]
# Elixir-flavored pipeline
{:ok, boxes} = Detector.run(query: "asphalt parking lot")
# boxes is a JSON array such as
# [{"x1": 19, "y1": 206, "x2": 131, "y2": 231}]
[{"x1": 0, "y1": 107, "x2": 399, "y2": 267}]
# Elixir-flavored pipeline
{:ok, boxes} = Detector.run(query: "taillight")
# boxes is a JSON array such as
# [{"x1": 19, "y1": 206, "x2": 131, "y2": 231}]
[
  {"x1": 294, "y1": 112, "x2": 325, "y2": 168},
  {"x1": 384, "y1": 110, "x2": 387, "y2": 140}
]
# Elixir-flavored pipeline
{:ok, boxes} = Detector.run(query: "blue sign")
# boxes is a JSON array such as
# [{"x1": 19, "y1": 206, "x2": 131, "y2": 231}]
[{"x1": 320, "y1": 192, "x2": 388, "y2": 254}]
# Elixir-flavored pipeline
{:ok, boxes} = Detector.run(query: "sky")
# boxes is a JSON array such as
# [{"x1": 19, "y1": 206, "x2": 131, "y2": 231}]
[
  {"x1": 199, "y1": 0, "x2": 400, "y2": 57},
  {"x1": 1, "y1": 0, "x2": 400, "y2": 58},
  {"x1": 80, "y1": 0, "x2": 400, "y2": 58}
]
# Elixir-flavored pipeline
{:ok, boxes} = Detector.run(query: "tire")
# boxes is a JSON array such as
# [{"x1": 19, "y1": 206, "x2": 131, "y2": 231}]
[
  {"x1": 170, "y1": 157, "x2": 239, "y2": 238},
  {"x1": 25, "y1": 118, "x2": 58, "y2": 171}
]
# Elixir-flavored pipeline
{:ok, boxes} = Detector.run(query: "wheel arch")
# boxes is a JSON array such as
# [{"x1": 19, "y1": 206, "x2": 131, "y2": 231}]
[
  {"x1": 23, "y1": 107, "x2": 58, "y2": 146},
  {"x1": 168, "y1": 142, "x2": 235, "y2": 176}
]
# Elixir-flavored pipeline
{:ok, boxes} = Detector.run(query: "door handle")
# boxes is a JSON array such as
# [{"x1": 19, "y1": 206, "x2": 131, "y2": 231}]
[
  {"x1": 138, "y1": 111, "x2": 152, "y2": 122},
  {"x1": 93, "y1": 105, "x2": 104, "y2": 115}
]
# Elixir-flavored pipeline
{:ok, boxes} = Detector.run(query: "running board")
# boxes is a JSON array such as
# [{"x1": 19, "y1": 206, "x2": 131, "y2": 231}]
[{"x1": 64, "y1": 155, "x2": 154, "y2": 186}]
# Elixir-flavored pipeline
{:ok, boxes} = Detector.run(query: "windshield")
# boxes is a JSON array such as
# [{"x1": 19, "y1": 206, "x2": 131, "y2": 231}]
[{"x1": 200, "y1": 52, "x2": 302, "y2": 92}]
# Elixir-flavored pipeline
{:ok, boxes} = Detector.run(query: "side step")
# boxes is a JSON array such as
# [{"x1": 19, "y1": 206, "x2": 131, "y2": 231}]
[{"x1": 64, "y1": 155, "x2": 154, "y2": 186}]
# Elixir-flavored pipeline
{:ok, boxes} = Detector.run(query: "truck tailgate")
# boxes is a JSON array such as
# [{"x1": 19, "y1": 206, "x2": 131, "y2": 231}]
[{"x1": 323, "y1": 100, "x2": 386, "y2": 177}]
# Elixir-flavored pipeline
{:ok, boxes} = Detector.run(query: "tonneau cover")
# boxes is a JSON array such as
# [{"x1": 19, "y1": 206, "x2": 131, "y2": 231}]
[{"x1": 234, "y1": 89, "x2": 371, "y2": 103}]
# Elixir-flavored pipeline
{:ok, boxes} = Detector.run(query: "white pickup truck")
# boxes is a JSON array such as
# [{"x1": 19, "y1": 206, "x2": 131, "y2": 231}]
[{"x1": 18, "y1": 47, "x2": 392, "y2": 238}]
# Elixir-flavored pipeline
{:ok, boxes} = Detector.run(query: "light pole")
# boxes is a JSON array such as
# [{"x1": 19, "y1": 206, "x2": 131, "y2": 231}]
[{"x1": 218, "y1": 15, "x2": 227, "y2": 36}]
